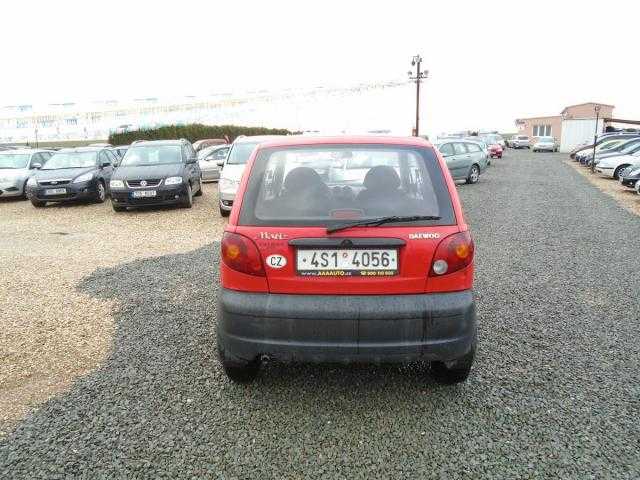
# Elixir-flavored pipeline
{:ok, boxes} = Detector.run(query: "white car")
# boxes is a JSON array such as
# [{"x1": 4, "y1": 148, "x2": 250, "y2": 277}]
[
  {"x1": 595, "y1": 151, "x2": 640, "y2": 179},
  {"x1": 218, "y1": 135, "x2": 283, "y2": 217},
  {"x1": 198, "y1": 144, "x2": 230, "y2": 182},
  {"x1": 0, "y1": 149, "x2": 54, "y2": 198},
  {"x1": 636, "y1": 178, "x2": 640, "y2": 195},
  {"x1": 510, "y1": 135, "x2": 530, "y2": 149},
  {"x1": 532, "y1": 136, "x2": 558, "y2": 152}
]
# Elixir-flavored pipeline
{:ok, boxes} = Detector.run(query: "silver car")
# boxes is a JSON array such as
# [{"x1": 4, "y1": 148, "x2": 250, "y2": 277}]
[
  {"x1": 434, "y1": 140, "x2": 487, "y2": 184},
  {"x1": 218, "y1": 135, "x2": 283, "y2": 217},
  {"x1": 198, "y1": 144, "x2": 230, "y2": 182},
  {"x1": 532, "y1": 136, "x2": 558, "y2": 152},
  {"x1": 0, "y1": 149, "x2": 54, "y2": 198},
  {"x1": 510, "y1": 135, "x2": 530, "y2": 149}
]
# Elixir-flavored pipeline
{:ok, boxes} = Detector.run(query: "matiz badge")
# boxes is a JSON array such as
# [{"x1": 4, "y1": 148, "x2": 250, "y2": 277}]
[{"x1": 266, "y1": 254, "x2": 287, "y2": 269}]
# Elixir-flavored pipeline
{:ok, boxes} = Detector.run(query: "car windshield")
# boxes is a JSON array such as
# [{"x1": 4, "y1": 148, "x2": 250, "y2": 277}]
[
  {"x1": 43, "y1": 151, "x2": 97, "y2": 170},
  {"x1": 517, "y1": 136, "x2": 529, "y2": 140},
  {"x1": 120, "y1": 145, "x2": 182, "y2": 166},
  {"x1": 0, "y1": 153, "x2": 30, "y2": 169},
  {"x1": 597, "y1": 140, "x2": 622, "y2": 151},
  {"x1": 239, "y1": 145, "x2": 455, "y2": 227},
  {"x1": 538, "y1": 137, "x2": 554, "y2": 142},
  {"x1": 227, "y1": 142, "x2": 260, "y2": 165},
  {"x1": 619, "y1": 140, "x2": 640, "y2": 153}
]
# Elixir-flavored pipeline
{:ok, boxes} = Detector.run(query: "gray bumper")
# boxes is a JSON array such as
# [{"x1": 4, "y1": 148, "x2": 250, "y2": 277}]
[{"x1": 217, "y1": 289, "x2": 477, "y2": 363}]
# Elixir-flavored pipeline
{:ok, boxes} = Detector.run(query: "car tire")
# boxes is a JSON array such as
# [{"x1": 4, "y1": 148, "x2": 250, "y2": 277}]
[
  {"x1": 218, "y1": 345, "x2": 260, "y2": 384},
  {"x1": 181, "y1": 183, "x2": 193, "y2": 208},
  {"x1": 30, "y1": 198, "x2": 46, "y2": 208},
  {"x1": 220, "y1": 205, "x2": 230, "y2": 217},
  {"x1": 94, "y1": 181, "x2": 106, "y2": 203},
  {"x1": 22, "y1": 181, "x2": 30, "y2": 199},
  {"x1": 466, "y1": 164, "x2": 480, "y2": 184},
  {"x1": 112, "y1": 203, "x2": 126, "y2": 212},
  {"x1": 613, "y1": 165, "x2": 629, "y2": 180},
  {"x1": 194, "y1": 178, "x2": 203, "y2": 197},
  {"x1": 430, "y1": 345, "x2": 475, "y2": 385}
]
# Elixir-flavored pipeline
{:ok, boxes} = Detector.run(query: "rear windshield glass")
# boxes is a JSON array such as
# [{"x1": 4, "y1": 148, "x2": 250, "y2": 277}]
[{"x1": 239, "y1": 145, "x2": 455, "y2": 227}]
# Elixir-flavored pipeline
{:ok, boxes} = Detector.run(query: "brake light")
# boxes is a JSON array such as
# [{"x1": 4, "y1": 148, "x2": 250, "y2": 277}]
[
  {"x1": 221, "y1": 232, "x2": 265, "y2": 276},
  {"x1": 429, "y1": 231, "x2": 474, "y2": 276}
]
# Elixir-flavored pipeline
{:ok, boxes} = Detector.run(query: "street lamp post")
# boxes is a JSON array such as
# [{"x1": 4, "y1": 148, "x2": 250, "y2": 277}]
[
  {"x1": 590, "y1": 104, "x2": 601, "y2": 173},
  {"x1": 408, "y1": 55, "x2": 429, "y2": 137}
]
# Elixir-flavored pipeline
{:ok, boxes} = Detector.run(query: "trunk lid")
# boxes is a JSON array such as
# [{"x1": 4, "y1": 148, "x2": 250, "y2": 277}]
[{"x1": 236, "y1": 225, "x2": 460, "y2": 295}]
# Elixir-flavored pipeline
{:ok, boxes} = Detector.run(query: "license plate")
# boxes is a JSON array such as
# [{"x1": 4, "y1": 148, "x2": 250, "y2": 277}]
[
  {"x1": 132, "y1": 190, "x2": 157, "y2": 198},
  {"x1": 44, "y1": 188, "x2": 66, "y2": 195},
  {"x1": 296, "y1": 249, "x2": 398, "y2": 276}
]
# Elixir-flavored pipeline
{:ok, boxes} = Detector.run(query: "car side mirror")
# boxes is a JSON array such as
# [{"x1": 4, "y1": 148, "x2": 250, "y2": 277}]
[
  {"x1": 101, "y1": 161, "x2": 111, "y2": 168},
  {"x1": 187, "y1": 156, "x2": 197, "y2": 164},
  {"x1": 32, "y1": 163, "x2": 42, "y2": 169},
  {"x1": 216, "y1": 160, "x2": 224, "y2": 167}
]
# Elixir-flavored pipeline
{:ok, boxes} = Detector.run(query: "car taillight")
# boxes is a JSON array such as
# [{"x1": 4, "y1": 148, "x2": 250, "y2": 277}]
[
  {"x1": 429, "y1": 231, "x2": 474, "y2": 276},
  {"x1": 221, "y1": 232, "x2": 265, "y2": 276}
]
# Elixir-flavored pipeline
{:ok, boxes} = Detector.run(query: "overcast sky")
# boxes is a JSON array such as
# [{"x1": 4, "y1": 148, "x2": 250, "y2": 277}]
[{"x1": 3, "y1": 0, "x2": 640, "y2": 133}]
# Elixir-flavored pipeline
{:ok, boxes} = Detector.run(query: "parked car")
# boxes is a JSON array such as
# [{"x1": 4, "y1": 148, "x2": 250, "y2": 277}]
[
  {"x1": 192, "y1": 138, "x2": 227, "y2": 153},
  {"x1": 577, "y1": 139, "x2": 627, "y2": 165},
  {"x1": 26, "y1": 147, "x2": 116, "y2": 207},
  {"x1": 480, "y1": 136, "x2": 503, "y2": 158},
  {"x1": 464, "y1": 137, "x2": 490, "y2": 160},
  {"x1": 593, "y1": 137, "x2": 640, "y2": 164},
  {"x1": 570, "y1": 133, "x2": 640, "y2": 159},
  {"x1": 510, "y1": 135, "x2": 530, "y2": 149},
  {"x1": 482, "y1": 133, "x2": 506, "y2": 149},
  {"x1": 217, "y1": 136, "x2": 477, "y2": 384},
  {"x1": 434, "y1": 140, "x2": 487, "y2": 184},
  {"x1": 595, "y1": 150, "x2": 640, "y2": 179},
  {"x1": 619, "y1": 165, "x2": 640, "y2": 190},
  {"x1": 0, "y1": 149, "x2": 54, "y2": 199},
  {"x1": 109, "y1": 139, "x2": 202, "y2": 211},
  {"x1": 636, "y1": 177, "x2": 640, "y2": 196},
  {"x1": 218, "y1": 135, "x2": 284, "y2": 217},
  {"x1": 532, "y1": 136, "x2": 558, "y2": 152},
  {"x1": 198, "y1": 144, "x2": 230, "y2": 182}
]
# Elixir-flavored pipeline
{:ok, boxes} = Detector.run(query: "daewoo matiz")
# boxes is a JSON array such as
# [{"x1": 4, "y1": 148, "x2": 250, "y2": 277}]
[{"x1": 218, "y1": 136, "x2": 477, "y2": 384}]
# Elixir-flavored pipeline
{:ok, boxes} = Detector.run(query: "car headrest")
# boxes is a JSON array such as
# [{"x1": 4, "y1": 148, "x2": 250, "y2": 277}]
[
  {"x1": 283, "y1": 167, "x2": 326, "y2": 194},
  {"x1": 363, "y1": 165, "x2": 401, "y2": 191}
]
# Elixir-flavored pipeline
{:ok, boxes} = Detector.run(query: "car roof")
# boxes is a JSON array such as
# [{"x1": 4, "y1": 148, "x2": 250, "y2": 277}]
[
  {"x1": 256, "y1": 135, "x2": 433, "y2": 149},
  {"x1": 55, "y1": 147, "x2": 104, "y2": 153},
  {"x1": 0, "y1": 148, "x2": 52, "y2": 154},
  {"x1": 233, "y1": 135, "x2": 285, "y2": 144},
  {"x1": 129, "y1": 139, "x2": 185, "y2": 146}
]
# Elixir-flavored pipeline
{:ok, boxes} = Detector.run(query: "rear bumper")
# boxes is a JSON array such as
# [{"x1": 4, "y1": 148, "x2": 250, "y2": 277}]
[{"x1": 217, "y1": 289, "x2": 477, "y2": 363}]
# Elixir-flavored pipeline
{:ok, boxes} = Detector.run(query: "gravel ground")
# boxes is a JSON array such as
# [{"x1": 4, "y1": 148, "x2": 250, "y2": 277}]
[
  {"x1": 566, "y1": 160, "x2": 640, "y2": 217},
  {"x1": 1, "y1": 150, "x2": 639, "y2": 478}
]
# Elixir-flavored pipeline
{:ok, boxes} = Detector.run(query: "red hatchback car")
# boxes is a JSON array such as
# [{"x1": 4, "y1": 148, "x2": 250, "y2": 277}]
[{"x1": 218, "y1": 136, "x2": 477, "y2": 384}]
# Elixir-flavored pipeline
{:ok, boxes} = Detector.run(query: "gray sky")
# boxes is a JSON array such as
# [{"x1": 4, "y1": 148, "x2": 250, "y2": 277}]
[{"x1": 3, "y1": 0, "x2": 639, "y2": 132}]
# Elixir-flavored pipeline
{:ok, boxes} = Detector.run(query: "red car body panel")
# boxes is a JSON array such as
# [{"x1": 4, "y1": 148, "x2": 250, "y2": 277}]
[{"x1": 221, "y1": 136, "x2": 473, "y2": 296}]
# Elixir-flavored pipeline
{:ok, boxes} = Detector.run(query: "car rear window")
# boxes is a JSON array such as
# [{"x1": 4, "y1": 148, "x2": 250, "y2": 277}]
[{"x1": 238, "y1": 145, "x2": 456, "y2": 227}]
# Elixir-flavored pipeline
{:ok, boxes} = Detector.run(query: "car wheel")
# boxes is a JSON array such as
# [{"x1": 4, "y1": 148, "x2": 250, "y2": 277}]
[
  {"x1": 613, "y1": 165, "x2": 629, "y2": 180},
  {"x1": 220, "y1": 205, "x2": 230, "y2": 217},
  {"x1": 430, "y1": 345, "x2": 475, "y2": 385},
  {"x1": 218, "y1": 345, "x2": 260, "y2": 384},
  {"x1": 94, "y1": 181, "x2": 106, "y2": 203},
  {"x1": 112, "y1": 203, "x2": 126, "y2": 212},
  {"x1": 30, "y1": 198, "x2": 46, "y2": 208},
  {"x1": 22, "y1": 181, "x2": 30, "y2": 199},
  {"x1": 466, "y1": 164, "x2": 480, "y2": 184},
  {"x1": 181, "y1": 183, "x2": 193, "y2": 208},
  {"x1": 194, "y1": 178, "x2": 203, "y2": 197}
]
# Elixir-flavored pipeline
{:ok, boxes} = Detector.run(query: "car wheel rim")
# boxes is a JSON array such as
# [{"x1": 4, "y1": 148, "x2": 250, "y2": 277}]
[
  {"x1": 98, "y1": 184, "x2": 105, "y2": 201},
  {"x1": 471, "y1": 167, "x2": 479, "y2": 182}
]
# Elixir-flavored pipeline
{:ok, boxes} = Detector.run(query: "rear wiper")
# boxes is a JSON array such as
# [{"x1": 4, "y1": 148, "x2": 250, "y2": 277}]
[{"x1": 327, "y1": 215, "x2": 441, "y2": 233}]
